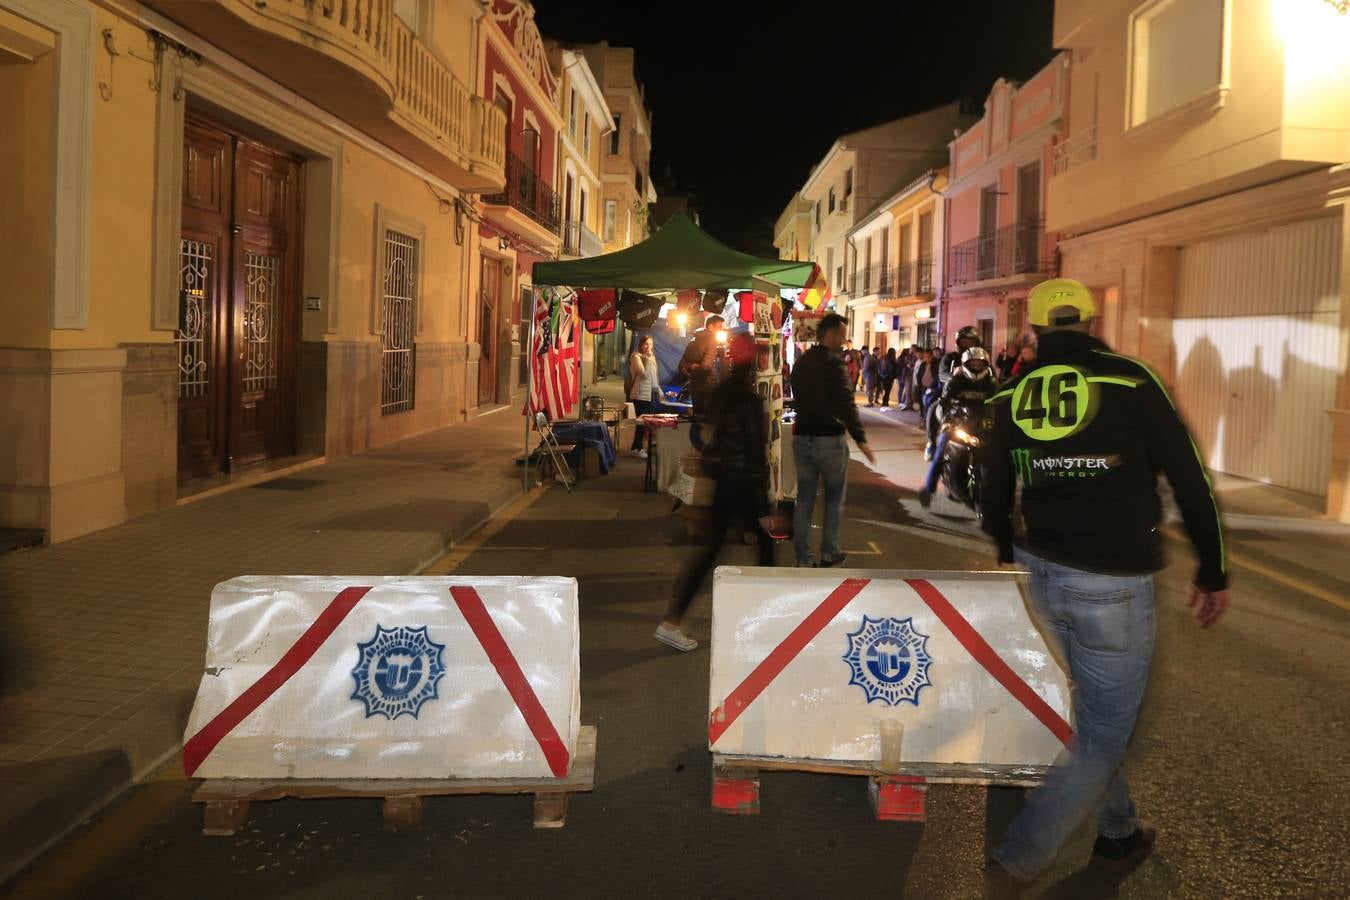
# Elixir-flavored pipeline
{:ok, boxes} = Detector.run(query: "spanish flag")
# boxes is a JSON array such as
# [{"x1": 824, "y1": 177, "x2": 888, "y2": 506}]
[{"x1": 800, "y1": 262, "x2": 831, "y2": 310}]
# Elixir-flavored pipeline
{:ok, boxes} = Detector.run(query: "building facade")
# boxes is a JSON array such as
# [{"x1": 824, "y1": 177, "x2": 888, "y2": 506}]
[
  {"x1": 797, "y1": 103, "x2": 971, "y2": 346},
  {"x1": 942, "y1": 56, "x2": 1066, "y2": 356},
  {"x1": 1048, "y1": 0, "x2": 1350, "y2": 516},
  {"x1": 580, "y1": 41, "x2": 655, "y2": 379},
  {"x1": 0, "y1": 0, "x2": 587, "y2": 543},
  {"x1": 847, "y1": 168, "x2": 948, "y2": 352},
  {"x1": 774, "y1": 194, "x2": 812, "y2": 262},
  {"x1": 475, "y1": 1, "x2": 564, "y2": 411},
  {"x1": 545, "y1": 41, "x2": 613, "y2": 387}
]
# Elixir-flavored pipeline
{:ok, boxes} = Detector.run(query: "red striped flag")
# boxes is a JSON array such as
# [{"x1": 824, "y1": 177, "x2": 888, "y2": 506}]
[{"x1": 526, "y1": 289, "x2": 578, "y2": 420}]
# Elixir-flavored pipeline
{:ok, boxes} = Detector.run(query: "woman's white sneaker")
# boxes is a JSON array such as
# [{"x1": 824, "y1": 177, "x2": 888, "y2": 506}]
[{"x1": 654, "y1": 623, "x2": 698, "y2": 652}]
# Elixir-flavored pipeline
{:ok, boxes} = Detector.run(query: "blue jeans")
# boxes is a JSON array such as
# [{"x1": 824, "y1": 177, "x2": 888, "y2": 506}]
[
  {"x1": 993, "y1": 547, "x2": 1156, "y2": 881},
  {"x1": 923, "y1": 431, "x2": 949, "y2": 493},
  {"x1": 792, "y1": 434, "x2": 850, "y2": 566}
]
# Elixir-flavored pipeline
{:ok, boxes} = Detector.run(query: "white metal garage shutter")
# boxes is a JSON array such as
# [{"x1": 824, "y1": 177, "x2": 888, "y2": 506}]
[{"x1": 1172, "y1": 217, "x2": 1342, "y2": 496}]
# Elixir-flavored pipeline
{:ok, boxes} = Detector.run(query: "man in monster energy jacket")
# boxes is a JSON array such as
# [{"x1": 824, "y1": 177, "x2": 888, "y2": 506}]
[{"x1": 980, "y1": 279, "x2": 1229, "y2": 896}]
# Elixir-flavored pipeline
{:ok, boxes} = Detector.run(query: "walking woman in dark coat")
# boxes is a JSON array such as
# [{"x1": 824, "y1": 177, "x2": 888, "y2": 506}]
[{"x1": 656, "y1": 333, "x2": 776, "y2": 651}]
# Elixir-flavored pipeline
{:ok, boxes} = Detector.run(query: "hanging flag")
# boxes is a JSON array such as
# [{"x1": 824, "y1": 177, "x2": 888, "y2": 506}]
[
  {"x1": 800, "y1": 263, "x2": 830, "y2": 310},
  {"x1": 526, "y1": 289, "x2": 579, "y2": 420}
]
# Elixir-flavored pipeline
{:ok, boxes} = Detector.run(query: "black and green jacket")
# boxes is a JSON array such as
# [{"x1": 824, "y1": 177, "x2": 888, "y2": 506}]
[{"x1": 982, "y1": 330, "x2": 1227, "y2": 591}]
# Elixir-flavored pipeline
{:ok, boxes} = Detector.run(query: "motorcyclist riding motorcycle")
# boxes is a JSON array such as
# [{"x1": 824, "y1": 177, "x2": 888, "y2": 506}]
[
  {"x1": 924, "y1": 325, "x2": 983, "y2": 459},
  {"x1": 918, "y1": 346, "x2": 998, "y2": 511}
]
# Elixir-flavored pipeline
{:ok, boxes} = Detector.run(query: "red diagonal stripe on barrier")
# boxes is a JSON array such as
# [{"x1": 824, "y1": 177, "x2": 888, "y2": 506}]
[
  {"x1": 709, "y1": 578, "x2": 871, "y2": 747},
  {"x1": 450, "y1": 586, "x2": 571, "y2": 778},
  {"x1": 183, "y1": 585, "x2": 372, "y2": 776},
  {"x1": 905, "y1": 578, "x2": 1073, "y2": 746}
]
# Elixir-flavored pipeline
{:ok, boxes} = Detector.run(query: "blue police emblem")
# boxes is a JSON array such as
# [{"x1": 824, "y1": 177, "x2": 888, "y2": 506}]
[
  {"x1": 842, "y1": 616, "x2": 933, "y2": 706},
  {"x1": 351, "y1": 625, "x2": 447, "y2": 720}
]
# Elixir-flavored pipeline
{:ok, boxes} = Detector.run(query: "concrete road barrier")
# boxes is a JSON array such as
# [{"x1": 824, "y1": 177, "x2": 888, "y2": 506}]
[
  {"x1": 183, "y1": 576, "x2": 580, "y2": 780},
  {"x1": 708, "y1": 568, "x2": 1072, "y2": 778}
]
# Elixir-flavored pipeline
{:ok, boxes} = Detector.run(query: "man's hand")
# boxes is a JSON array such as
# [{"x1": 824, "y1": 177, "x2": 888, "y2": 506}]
[
  {"x1": 858, "y1": 442, "x2": 877, "y2": 464},
  {"x1": 1187, "y1": 584, "x2": 1229, "y2": 628}
]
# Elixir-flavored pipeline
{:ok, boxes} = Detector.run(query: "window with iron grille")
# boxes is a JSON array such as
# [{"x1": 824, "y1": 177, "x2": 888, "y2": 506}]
[{"x1": 381, "y1": 229, "x2": 419, "y2": 415}]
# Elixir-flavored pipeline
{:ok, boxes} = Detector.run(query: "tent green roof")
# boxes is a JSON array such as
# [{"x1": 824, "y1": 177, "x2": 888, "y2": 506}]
[{"x1": 531, "y1": 211, "x2": 816, "y2": 291}]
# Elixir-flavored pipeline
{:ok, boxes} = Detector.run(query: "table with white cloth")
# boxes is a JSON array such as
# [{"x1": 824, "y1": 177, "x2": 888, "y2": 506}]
[{"x1": 642, "y1": 414, "x2": 796, "y2": 503}]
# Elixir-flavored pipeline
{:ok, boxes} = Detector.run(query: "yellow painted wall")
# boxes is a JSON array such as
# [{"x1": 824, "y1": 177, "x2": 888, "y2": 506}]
[
  {"x1": 0, "y1": 31, "x2": 55, "y2": 349},
  {"x1": 1276, "y1": 1, "x2": 1350, "y2": 162},
  {"x1": 1049, "y1": 0, "x2": 1303, "y2": 234},
  {"x1": 331, "y1": 139, "x2": 467, "y2": 345},
  {"x1": 52, "y1": 7, "x2": 161, "y2": 351}
]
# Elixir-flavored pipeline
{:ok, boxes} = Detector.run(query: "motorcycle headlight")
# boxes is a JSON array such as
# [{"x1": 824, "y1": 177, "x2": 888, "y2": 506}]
[{"x1": 953, "y1": 427, "x2": 979, "y2": 446}]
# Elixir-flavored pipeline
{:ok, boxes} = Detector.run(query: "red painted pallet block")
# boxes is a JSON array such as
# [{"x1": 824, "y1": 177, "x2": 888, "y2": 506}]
[{"x1": 711, "y1": 753, "x2": 930, "y2": 823}]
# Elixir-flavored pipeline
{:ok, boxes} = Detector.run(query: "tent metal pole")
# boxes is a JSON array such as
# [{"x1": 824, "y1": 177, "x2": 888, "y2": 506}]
[{"x1": 523, "y1": 286, "x2": 539, "y2": 493}]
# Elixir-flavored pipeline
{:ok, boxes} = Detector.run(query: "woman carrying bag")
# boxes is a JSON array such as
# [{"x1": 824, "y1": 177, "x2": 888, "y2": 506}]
[{"x1": 626, "y1": 335, "x2": 661, "y2": 458}]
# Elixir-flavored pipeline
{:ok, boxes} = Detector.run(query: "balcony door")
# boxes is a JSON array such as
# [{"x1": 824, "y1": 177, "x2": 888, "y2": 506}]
[
  {"x1": 177, "y1": 114, "x2": 302, "y2": 482},
  {"x1": 1016, "y1": 161, "x2": 1042, "y2": 272},
  {"x1": 977, "y1": 185, "x2": 1000, "y2": 280},
  {"x1": 917, "y1": 212, "x2": 934, "y2": 294},
  {"x1": 479, "y1": 255, "x2": 502, "y2": 406}
]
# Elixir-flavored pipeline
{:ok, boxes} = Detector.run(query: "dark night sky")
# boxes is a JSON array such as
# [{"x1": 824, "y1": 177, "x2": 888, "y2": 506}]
[{"x1": 534, "y1": 0, "x2": 1057, "y2": 251}]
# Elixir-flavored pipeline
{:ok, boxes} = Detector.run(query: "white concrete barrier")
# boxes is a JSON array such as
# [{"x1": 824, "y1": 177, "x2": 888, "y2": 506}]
[
  {"x1": 183, "y1": 576, "x2": 580, "y2": 781},
  {"x1": 708, "y1": 568, "x2": 1072, "y2": 778}
]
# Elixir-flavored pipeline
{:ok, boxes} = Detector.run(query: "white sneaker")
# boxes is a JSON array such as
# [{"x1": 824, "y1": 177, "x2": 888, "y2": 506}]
[
  {"x1": 654, "y1": 623, "x2": 698, "y2": 652},
  {"x1": 636, "y1": 449, "x2": 648, "y2": 459}
]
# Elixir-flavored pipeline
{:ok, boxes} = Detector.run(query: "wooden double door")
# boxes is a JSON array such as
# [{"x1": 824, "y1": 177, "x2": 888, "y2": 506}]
[{"x1": 177, "y1": 114, "x2": 303, "y2": 482}]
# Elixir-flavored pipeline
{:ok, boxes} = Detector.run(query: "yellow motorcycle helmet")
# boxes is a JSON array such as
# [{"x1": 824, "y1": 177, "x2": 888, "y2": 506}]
[{"x1": 1028, "y1": 278, "x2": 1096, "y2": 326}]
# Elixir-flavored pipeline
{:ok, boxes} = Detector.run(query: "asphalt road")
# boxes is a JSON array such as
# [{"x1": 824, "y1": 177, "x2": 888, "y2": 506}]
[{"x1": 7, "y1": 409, "x2": 1348, "y2": 899}]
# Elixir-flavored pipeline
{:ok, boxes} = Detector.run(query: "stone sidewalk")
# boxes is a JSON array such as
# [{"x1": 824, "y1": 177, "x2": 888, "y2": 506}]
[{"x1": 0, "y1": 407, "x2": 543, "y2": 880}]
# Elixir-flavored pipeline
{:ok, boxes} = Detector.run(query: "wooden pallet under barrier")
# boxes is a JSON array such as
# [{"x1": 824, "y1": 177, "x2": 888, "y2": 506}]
[
  {"x1": 711, "y1": 751, "x2": 1048, "y2": 823},
  {"x1": 193, "y1": 726, "x2": 597, "y2": 835}
]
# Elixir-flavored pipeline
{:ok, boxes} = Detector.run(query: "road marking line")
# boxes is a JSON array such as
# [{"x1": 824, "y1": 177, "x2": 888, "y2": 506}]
[
  {"x1": 1162, "y1": 525, "x2": 1348, "y2": 612},
  {"x1": 842, "y1": 540, "x2": 884, "y2": 556},
  {"x1": 420, "y1": 485, "x2": 550, "y2": 575}
]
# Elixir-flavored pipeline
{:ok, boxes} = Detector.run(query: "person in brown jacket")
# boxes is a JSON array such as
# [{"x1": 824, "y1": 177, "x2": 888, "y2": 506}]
[{"x1": 678, "y1": 314, "x2": 724, "y2": 415}]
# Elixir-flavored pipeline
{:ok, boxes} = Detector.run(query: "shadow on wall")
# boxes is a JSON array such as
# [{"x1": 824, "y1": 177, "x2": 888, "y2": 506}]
[
  {"x1": 1172, "y1": 328, "x2": 1335, "y2": 496},
  {"x1": 1223, "y1": 345, "x2": 1278, "y2": 483},
  {"x1": 1174, "y1": 334, "x2": 1225, "y2": 463}
]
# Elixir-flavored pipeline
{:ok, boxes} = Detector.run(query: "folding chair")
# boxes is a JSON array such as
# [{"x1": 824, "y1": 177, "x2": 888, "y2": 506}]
[{"x1": 534, "y1": 412, "x2": 576, "y2": 492}]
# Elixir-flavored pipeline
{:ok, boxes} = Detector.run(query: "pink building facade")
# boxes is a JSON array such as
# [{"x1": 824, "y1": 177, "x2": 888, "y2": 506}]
[
  {"x1": 941, "y1": 55, "x2": 1068, "y2": 355},
  {"x1": 472, "y1": 0, "x2": 565, "y2": 410}
]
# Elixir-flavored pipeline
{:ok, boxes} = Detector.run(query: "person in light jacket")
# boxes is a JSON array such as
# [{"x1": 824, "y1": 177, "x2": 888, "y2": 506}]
[{"x1": 626, "y1": 335, "x2": 661, "y2": 457}]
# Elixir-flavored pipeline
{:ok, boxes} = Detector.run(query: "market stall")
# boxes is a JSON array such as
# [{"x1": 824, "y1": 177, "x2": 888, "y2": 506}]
[{"x1": 528, "y1": 212, "x2": 819, "y2": 508}]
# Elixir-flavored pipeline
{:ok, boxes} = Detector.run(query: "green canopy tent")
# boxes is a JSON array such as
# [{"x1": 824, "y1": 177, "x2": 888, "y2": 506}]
[
  {"x1": 531, "y1": 210, "x2": 816, "y2": 291},
  {"x1": 522, "y1": 212, "x2": 815, "y2": 489}
]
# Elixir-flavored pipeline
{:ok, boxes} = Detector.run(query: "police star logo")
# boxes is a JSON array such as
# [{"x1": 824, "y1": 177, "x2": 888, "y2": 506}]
[
  {"x1": 842, "y1": 616, "x2": 933, "y2": 706},
  {"x1": 351, "y1": 625, "x2": 447, "y2": 720}
]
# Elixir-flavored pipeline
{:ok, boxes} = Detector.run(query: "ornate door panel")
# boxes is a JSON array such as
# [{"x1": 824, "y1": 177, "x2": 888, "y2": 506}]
[
  {"x1": 177, "y1": 115, "x2": 302, "y2": 481},
  {"x1": 229, "y1": 139, "x2": 302, "y2": 468},
  {"x1": 176, "y1": 120, "x2": 233, "y2": 480},
  {"x1": 479, "y1": 255, "x2": 501, "y2": 406}
]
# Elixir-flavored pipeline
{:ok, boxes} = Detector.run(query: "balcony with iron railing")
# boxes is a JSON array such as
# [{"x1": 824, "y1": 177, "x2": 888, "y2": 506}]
[
  {"x1": 851, "y1": 260, "x2": 937, "y2": 301},
  {"x1": 947, "y1": 218, "x2": 1054, "y2": 290},
  {"x1": 895, "y1": 260, "x2": 936, "y2": 299},
  {"x1": 144, "y1": 0, "x2": 506, "y2": 191},
  {"x1": 483, "y1": 151, "x2": 562, "y2": 234},
  {"x1": 561, "y1": 221, "x2": 603, "y2": 258},
  {"x1": 1052, "y1": 124, "x2": 1098, "y2": 176}
]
